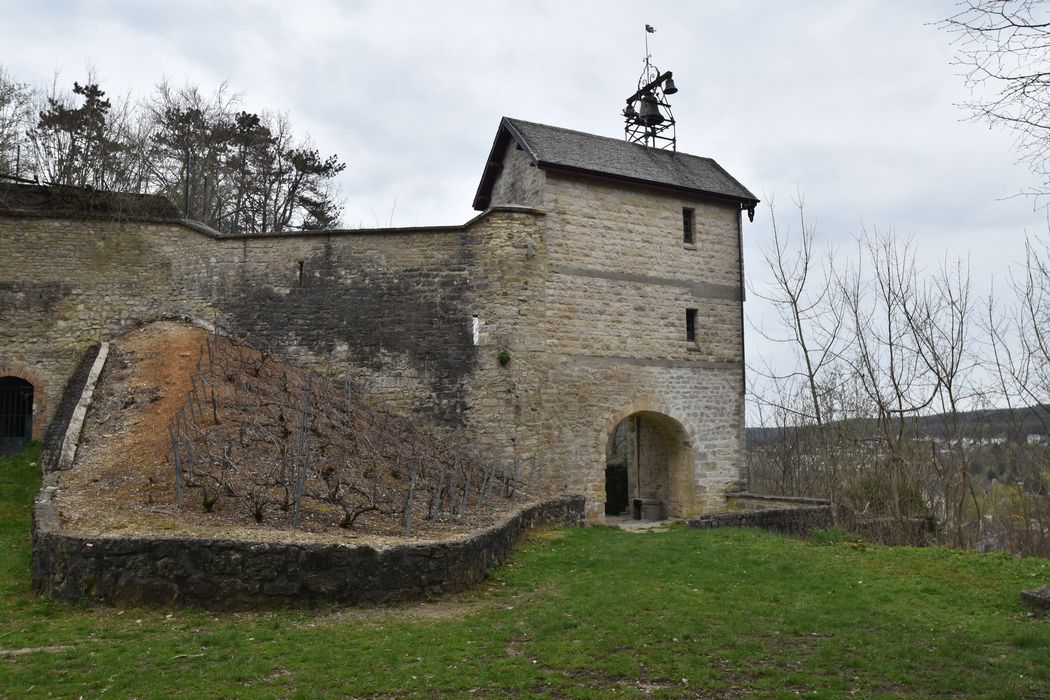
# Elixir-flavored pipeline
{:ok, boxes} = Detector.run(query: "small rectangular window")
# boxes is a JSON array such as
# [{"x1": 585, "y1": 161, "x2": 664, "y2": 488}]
[
  {"x1": 472, "y1": 315, "x2": 480, "y2": 346},
  {"x1": 683, "y1": 208, "x2": 695, "y2": 245},
  {"x1": 686, "y1": 308, "x2": 697, "y2": 342}
]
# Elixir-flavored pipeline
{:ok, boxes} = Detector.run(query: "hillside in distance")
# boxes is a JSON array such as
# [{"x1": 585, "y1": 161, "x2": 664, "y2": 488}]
[{"x1": 747, "y1": 404, "x2": 1050, "y2": 445}]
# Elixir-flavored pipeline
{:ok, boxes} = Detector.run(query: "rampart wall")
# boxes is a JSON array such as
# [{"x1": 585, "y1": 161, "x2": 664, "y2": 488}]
[{"x1": 0, "y1": 208, "x2": 546, "y2": 474}]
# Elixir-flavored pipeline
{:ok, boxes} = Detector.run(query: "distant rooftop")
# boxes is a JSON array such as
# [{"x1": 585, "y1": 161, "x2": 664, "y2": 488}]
[{"x1": 473, "y1": 117, "x2": 759, "y2": 214}]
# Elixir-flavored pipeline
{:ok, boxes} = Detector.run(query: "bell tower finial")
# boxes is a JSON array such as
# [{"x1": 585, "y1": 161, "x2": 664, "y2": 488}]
[{"x1": 623, "y1": 24, "x2": 677, "y2": 151}]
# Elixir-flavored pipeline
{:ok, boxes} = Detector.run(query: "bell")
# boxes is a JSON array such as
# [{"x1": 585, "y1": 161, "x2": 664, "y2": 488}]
[
  {"x1": 638, "y1": 94, "x2": 665, "y2": 126},
  {"x1": 663, "y1": 76, "x2": 678, "y2": 95},
  {"x1": 623, "y1": 103, "x2": 637, "y2": 119}
]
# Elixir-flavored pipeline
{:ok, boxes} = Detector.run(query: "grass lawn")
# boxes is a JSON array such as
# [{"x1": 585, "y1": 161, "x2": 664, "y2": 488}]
[{"x1": 1, "y1": 445, "x2": 1048, "y2": 699}]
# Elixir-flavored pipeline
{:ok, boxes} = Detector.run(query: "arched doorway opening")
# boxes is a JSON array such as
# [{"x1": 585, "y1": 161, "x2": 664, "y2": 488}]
[
  {"x1": 604, "y1": 411, "x2": 693, "y2": 519},
  {"x1": 0, "y1": 376, "x2": 33, "y2": 453}
]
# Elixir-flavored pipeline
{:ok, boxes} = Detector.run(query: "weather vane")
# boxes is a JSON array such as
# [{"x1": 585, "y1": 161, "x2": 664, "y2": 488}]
[{"x1": 623, "y1": 24, "x2": 677, "y2": 151}]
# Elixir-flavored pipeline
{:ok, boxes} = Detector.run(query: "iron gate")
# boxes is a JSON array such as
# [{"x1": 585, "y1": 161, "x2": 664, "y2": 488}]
[{"x1": 0, "y1": 376, "x2": 33, "y2": 451}]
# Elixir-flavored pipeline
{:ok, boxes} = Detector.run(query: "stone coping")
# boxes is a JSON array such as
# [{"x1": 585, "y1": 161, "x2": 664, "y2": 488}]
[
  {"x1": 31, "y1": 489, "x2": 584, "y2": 610},
  {"x1": 55, "y1": 343, "x2": 109, "y2": 472},
  {"x1": 0, "y1": 204, "x2": 545, "y2": 240},
  {"x1": 40, "y1": 343, "x2": 103, "y2": 472},
  {"x1": 730, "y1": 492, "x2": 831, "y2": 505}
]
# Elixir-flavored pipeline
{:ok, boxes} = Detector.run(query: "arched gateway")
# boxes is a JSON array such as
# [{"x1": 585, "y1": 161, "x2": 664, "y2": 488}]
[
  {"x1": 600, "y1": 396, "x2": 701, "y2": 520},
  {"x1": 605, "y1": 411, "x2": 694, "y2": 519}
]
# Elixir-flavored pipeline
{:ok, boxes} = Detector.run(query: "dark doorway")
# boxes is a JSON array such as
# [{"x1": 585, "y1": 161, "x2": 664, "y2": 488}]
[
  {"x1": 604, "y1": 420, "x2": 630, "y2": 515},
  {"x1": 605, "y1": 462, "x2": 629, "y2": 515},
  {"x1": 0, "y1": 377, "x2": 33, "y2": 453}
]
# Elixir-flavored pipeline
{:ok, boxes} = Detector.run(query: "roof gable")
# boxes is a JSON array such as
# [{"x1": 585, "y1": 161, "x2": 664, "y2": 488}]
[{"x1": 473, "y1": 117, "x2": 759, "y2": 214}]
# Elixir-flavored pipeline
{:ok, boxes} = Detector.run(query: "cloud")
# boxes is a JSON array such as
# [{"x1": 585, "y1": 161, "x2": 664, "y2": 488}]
[{"x1": 4, "y1": 0, "x2": 1048, "y2": 418}]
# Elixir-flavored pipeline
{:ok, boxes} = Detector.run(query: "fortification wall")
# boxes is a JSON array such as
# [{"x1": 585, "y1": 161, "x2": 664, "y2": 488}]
[
  {"x1": 173, "y1": 226, "x2": 475, "y2": 422},
  {"x1": 461, "y1": 209, "x2": 549, "y2": 473},
  {"x1": 0, "y1": 209, "x2": 546, "y2": 451}
]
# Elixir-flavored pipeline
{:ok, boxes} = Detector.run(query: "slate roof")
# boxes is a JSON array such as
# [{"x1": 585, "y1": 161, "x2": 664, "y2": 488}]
[
  {"x1": 0, "y1": 181, "x2": 181, "y2": 221},
  {"x1": 473, "y1": 117, "x2": 759, "y2": 212}
]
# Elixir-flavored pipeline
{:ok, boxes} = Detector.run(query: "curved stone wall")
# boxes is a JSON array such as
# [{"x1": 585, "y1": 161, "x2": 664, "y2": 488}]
[{"x1": 31, "y1": 493, "x2": 584, "y2": 610}]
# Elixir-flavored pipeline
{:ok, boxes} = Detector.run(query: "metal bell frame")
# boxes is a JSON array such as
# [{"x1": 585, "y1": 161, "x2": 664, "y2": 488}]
[{"x1": 623, "y1": 35, "x2": 677, "y2": 151}]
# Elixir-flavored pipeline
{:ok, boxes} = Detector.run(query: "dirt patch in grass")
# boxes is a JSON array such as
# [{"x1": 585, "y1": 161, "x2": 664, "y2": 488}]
[
  {"x1": 309, "y1": 580, "x2": 563, "y2": 628},
  {"x1": 53, "y1": 321, "x2": 529, "y2": 547},
  {"x1": 0, "y1": 645, "x2": 72, "y2": 657},
  {"x1": 309, "y1": 597, "x2": 493, "y2": 627}
]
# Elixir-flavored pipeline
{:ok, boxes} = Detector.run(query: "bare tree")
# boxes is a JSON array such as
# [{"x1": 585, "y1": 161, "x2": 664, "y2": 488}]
[
  {"x1": 902, "y1": 256, "x2": 984, "y2": 546},
  {"x1": 835, "y1": 231, "x2": 937, "y2": 527},
  {"x1": 28, "y1": 75, "x2": 153, "y2": 192},
  {"x1": 0, "y1": 67, "x2": 347, "y2": 230},
  {"x1": 750, "y1": 194, "x2": 844, "y2": 427},
  {"x1": 943, "y1": 1, "x2": 1050, "y2": 198},
  {"x1": 0, "y1": 65, "x2": 34, "y2": 177},
  {"x1": 981, "y1": 238, "x2": 1050, "y2": 553}
]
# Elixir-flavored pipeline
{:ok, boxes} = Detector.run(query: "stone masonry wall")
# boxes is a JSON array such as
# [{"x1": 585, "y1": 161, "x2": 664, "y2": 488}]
[
  {"x1": 536, "y1": 173, "x2": 745, "y2": 518},
  {"x1": 543, "y1": 173, "x2": 742, "y2": 287},
  {"x1": 688, "y1": 505, "x2": 835, "y2": 537},
  {"x1": 0, "y1": 210, "x2": 543, "y2": 437},
  {"x1": 487, "y1": 140, "x2": 545, "y2": 209},
  {"x1": 460, "y1": 208, "x2": 550, "y2": 473},
  {"x1": 172, "y1": 226, "x2": 477, "y2": 423},
  {"x1": 727, "y1": 493, "x2": 831, "y2": 511},
  {"x1": 0, "y1": 219, "x2": 213, "y2": 437},
  {"x1": 544, "y1": 272, "x2": 740, "y2": 362}
]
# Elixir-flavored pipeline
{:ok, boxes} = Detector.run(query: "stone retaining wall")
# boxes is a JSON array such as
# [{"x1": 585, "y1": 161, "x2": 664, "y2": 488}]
[
  {"x1": 690, "y1": 505, "x2": 935, "y2": 545},
  {"x1": 688, "y1": 505, "x2": 835, "y2": 536},
  {"x1": 31, "y1": 494, "x2": 585, "y2": 610},
  {"x1": 727, "y1": 492, "x2": 831, "y2": 511}
]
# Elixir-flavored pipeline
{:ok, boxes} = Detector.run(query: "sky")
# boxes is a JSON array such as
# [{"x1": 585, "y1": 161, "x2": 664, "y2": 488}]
[{"x1": 2, "y1": 0, "x2": 1047, "y2": 418}]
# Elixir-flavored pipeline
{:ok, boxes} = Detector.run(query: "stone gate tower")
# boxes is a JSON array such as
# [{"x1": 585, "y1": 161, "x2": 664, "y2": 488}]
[{"x1": 472, "y1": 118, "x2": 758, "y2": 519}]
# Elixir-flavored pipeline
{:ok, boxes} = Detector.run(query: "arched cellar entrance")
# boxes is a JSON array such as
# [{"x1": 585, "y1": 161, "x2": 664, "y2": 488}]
[
  {"x1": 604, "y1": 411, "x2": 693, "y2": 519},
  {"x1": 0, "y1": 376, "x2": 34, "y2": 453}
]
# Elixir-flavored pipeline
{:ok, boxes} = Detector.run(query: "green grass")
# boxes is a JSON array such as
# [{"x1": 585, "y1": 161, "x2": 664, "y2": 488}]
[{"x1": 1, "y1": 445, "x2": 1048, "y2": 698}]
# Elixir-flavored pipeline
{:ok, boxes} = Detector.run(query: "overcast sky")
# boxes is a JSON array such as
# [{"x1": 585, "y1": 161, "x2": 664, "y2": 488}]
[{"x1": 3, "y1": 1, "x2": 1047, "y2": 417}]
